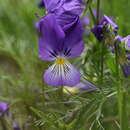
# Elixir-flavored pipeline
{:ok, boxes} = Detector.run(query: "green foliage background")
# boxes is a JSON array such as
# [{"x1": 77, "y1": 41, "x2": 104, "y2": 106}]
[{"x1": 0, "y1": 0, "x2": 130, "y2": 130}]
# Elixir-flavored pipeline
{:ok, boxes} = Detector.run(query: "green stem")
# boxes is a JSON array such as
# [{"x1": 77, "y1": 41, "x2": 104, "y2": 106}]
[
  {"x1": 96, "y1": 0, "x2": 104, "y2": 84},
  {"x1": 89, "y1": 7, "x2": 96, "y2": 25},
  {"x1": 114, "y1": 44, "x2": 129, "y2": 130},
  {"x1": 58, "y1": 87, "x2": 63, "y2": 100},
  {"x1": 82, "y1": 0, "x2": 93, "y2": 17},
  {"x1": 100, "y1": 43, "x2": 104, "y2": 84},
  {"x1": 96, "y1": 0, "x2": 100, "y2": 25},
  {"x1": 0, "y1": 117, "x2": 7, "y2": 130}
]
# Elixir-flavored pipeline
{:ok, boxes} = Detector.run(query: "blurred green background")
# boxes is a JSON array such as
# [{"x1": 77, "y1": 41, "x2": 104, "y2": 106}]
[{"x1": 0, "y1": 0, "x2": 130, "y2": 129}]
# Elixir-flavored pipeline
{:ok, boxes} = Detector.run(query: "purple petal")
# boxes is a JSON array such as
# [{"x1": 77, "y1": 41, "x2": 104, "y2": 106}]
[
  {"x1": 43, "y1": 0, "x2": 64, "y2": 12},
  {"x1": 44, "y1": 62, "x2": 80, "y2": 87},
  {"x1": 62, "y1": 0, "x2": 84, "y2": 15},
  {"x1": 82, "y1": 15, "x2": 90, "y2": 35},
  {"x1": 82, "y1": 15, "x2": 90, "y2": 26},
  {"x1": 121, "y1": 63, "x2": 130, "y2": 77},
  {"x1": 37, "y1": 14, "x2": 65, "y2": 61},
  {"x1": 55, "y1": 9, "x2": 78, "y2": 29},
  {"x1": 127, "y1": 55, "x2": 130, "y2": 60},
  {"x1": 63, "y1": 17, "x2": 84, "y2": 58},
  {"x1": 76, "y1": 80, "x2": 97, "y2": 92},
  {"x1": 0, "y1": 102, "x2": 9, "y2": 116},
  {"x1": 92, "y1": 25, "x2": 103, "y2": 41},
  {"x1": 126, "y1": 39, "x2": 130, "y2": 49},
  {"x1": 122, "y1": 35, "x2": 130, "y2": 50},
  {"x1": 100, "y1": 15, "x2": 118, "y2": 30},
  {"x1": 13, "y1": 123, "x2": 21, "y2": 130}
]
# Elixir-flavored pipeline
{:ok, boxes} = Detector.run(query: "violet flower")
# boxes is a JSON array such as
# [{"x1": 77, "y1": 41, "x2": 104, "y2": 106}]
[
  {"x1": 0, "y1": 102, "x2": 9, "y2": 117},
  {"x1": 38, "y1": 0, "x2": 84, "y2": 28},
  {"x1": 37, "y1": 14, "x2": 84, "y2": 87},
  {"x1": 92, "y1": 15, "x2": 118, "y2": 43}
]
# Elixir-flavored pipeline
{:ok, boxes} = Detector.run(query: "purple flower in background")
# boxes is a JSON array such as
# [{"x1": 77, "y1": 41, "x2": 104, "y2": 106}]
[
  {"x1": 121, "y1": 35, "x2": 130, "y2": 50},
  {"x1": 82, "y1": 14, "x2": 90, "y2": 35},
  {"x1": 82, "y1": 10, "x2": 97, "y2": 27},
  {"x1": 100, "y1": 15, "x2": 118, "y2": 30},
  {"x1": 119, "y1": 35, "x2": 130, "y2": 77},
  {"x1": 37, "y1": 0, "x2": 44, "y2": 8},
  {"x1": 82, "y1": 15, "x2": 90, "y2": 26},
  {"x1": 121, "y1": 63, "x2": 130, "y2": 77},
  {"x1": 13, "y1": 123, "x2": 21, "y2": 130},
  {"x1": 37, "y1": 14, "x2": 84, "y2": 87},
  {"x1": 92, "y1": 25, "x2": 103, "y2": 41},
  {"x1": 82, "y1": 10, "x2": 100, "y2": 35},
  {"x1": 109, "y1": 35, "x2": 122, "y2": 53},
  {"x1": 76, "y1": 80, "x2": 97, "y2": 92},
  {"x1": 92, "y1": 15, "x2": 118, "y2": 42},
  {"x1": 0, "y1": 102, "x2": 9, "y2": 116}
]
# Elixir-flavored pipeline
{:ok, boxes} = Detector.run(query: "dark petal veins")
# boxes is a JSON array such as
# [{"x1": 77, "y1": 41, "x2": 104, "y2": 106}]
[
  {"x1": 63, "y1": 16, "x2": 84, "y2": 58},
  {"x1": 37, "y1": 14, "x2": 65, "y2": 61},
  {"x1": 64, "y1": 48, "x2": 71, "y2": 56}
]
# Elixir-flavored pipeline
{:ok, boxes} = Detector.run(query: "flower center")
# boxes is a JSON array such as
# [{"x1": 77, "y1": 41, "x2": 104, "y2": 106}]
[{"x1": 56, "y1": 58, "x2": 65, "y2": 65}]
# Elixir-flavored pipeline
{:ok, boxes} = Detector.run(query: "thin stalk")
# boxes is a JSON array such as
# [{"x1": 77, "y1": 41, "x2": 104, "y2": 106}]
[
  {"x1": 96, "y1": 0, "x2": 104, "y2": 84},
  {"x1": 100, "y1": 43, "x2": 104, "y2": 84},
  {"x1": 89, "y1": 7, "x2": 96, "y2": 25},
  {"x1": 96, "y1": 0, "x2": 100, "y2": 25},
  {"x1": 82, "y1": 0, "x2": 93, "y2": 17},
  {"x1": 0, "y1": 118, "x2": 7, "y2": 130},
  {"x1": 58, "y1": 86, "x2": 63, "y2": 100},
  {"x1": 114, "y1": 44, "x2": 129, "y2": 130}
]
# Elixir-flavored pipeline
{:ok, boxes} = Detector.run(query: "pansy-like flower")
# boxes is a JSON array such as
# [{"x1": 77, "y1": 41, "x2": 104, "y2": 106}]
[
  {"x1": 92, "y1": 15, "x2": 118, "y2": 44},
  {"x1": 37, "y1": 14, "x2": 84, "y2": 87},
  {"x1": 0, "y1": 102, "x2": 9, "y2": 117}
]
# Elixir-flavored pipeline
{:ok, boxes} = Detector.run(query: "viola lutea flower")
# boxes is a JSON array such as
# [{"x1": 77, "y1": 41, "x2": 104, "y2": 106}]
[{"x1": 37, "y1": 14, "x2": 84, "y2": 87}]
